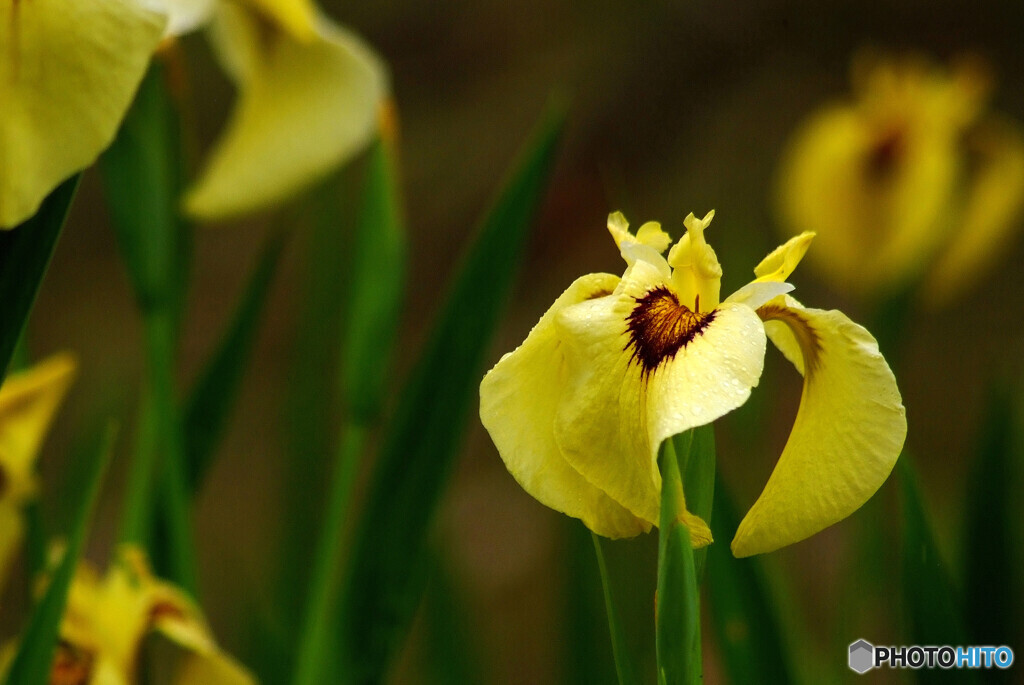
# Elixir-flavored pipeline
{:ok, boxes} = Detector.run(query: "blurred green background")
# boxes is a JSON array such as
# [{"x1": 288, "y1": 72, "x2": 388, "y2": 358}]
[{"x1": 17, "y1": 0, "x2": 1024, "y2": 682}]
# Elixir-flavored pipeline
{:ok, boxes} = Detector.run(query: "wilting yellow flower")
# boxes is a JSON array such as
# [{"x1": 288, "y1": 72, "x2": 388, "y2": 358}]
[
  {"x1": 776, "y1": 53, "x2": 1024, "y2": 304},
  {"x1": 480, "y1": 211, "x2": 906, "y2": 556},
  {"x1": 28, "y1": 546, "x2": 254, "y2": 685},
  {"x1": 153, "y1": 0, "x2": 389, "y2": 220},
  {"x1": 0, "y1": 354, "x2": 76, "y2": 588},
  {"x1": 0, "y1": 0, "x2": 166, "y2": 229}
]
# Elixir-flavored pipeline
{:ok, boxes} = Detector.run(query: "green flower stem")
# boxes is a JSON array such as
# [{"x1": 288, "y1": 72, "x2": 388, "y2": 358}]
[
  {"x1": 119, "y1": 307, "x2": 197, "y2": 594},
  {"x1": 656, "y1": 437, "x2": 701, "y2": 685},
  {"x1": 292, "y1": 421, "x2": 367, "y2": 685}
]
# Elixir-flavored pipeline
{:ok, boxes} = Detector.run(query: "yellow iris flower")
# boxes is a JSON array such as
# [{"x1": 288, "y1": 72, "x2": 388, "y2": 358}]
[
  {"x1": 479, "y1": 211, "x2": 906, "y2": 556},
  {"x1": 776, "y1": 53, "x2": 1024, "y2": 304},
  {"x1": 0, "y1": 354, "x2": 76, "y2": 589},
  {"x1": 155, "y1": 0, "x2": 389, "y2": 220},
  {"x1": 0, "y1": 0, "x2": 167, "y2": 228},
  {"x1": 3, "y1": 546, "x2": 254, "y2": 684}
]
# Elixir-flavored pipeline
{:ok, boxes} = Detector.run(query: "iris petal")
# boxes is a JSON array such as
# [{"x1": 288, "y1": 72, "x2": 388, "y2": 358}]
[
  {"x1": 731, "y1": 300, "x2": 906, "y2": 557},
  {"x1": 552, "y1": 259, "x2": 767, "y2": 531},
  {"x1": 480, "y1": 273, "x2": 649, "y2": 539},
  {"x1": 184, "y1": 5, "x2": 387, "y2": 219},
  {"x1": 0, "y1": 0, "x2": 166, "y2": 228}
]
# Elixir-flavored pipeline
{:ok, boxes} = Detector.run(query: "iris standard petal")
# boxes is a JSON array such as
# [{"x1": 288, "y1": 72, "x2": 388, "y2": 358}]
[
  {"x1": 553, "y1": 259, "x2": 767, "y2": 531},
  {"x1": 480, "y1": 273, "x2": 649, "y2": 539},
  {"x1": 0, "y1": 0, "x2": 166, "y2": 228},
  {"x1": 731, "y1": 301, "x2": 906, "y2": 557},
  {"x1": 183, "y1": 5, "x2": 387, "y2": 219}
]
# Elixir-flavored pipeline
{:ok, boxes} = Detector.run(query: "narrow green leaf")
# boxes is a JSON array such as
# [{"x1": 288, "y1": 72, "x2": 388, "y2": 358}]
[
  {"x1": 565, "y1": 521, "x2": 618, "y2": 685},
  {"x1": 0, "y1": 175, "x2": 78, "y2": 383},
  {"x1": 337, "y1": 104, "x2": 566, "y2": 684},
  {"x1": 676, "y1": 425, "x2": 715, "y2": 581},
  {"x1": 2, "y1": 424, "x2": 114, "y2": 685},
  {"x1": 340, "y1": 138, "x2": 406, "y2": 422},
  {"x1": 899, "y1": 457, "x2": 975, "y2": 684},
  {"x1": 182, "y1": 229, "x2": 288, "y2": 493},
  {"x1": 706, "y1": 477, "x2": 793, "y2": 685},
  {"x1": 278, "y1": 167, "x2": 356, "y2": 629},
  {"x1": 292, "y1": 138, "x2": 406, "y2": 685},
  {"x1": 99, "y1": 60, "x2": 190, "y2": 317},
  {"x1": 656, "y1": 436, "x2": 701, "y2": 685},
  {"x1": 963, "y1": 383, "x2": 1020, "y2": 663},
  {"x1": 422, "y1": 550, "x2": 483, "y2": 685},
  {"x1": 144, "y1": 309, "x2": 197, "y2": 594},
  {"x1": 593, "y1": 533, "x2": 639, "y2": 685}
]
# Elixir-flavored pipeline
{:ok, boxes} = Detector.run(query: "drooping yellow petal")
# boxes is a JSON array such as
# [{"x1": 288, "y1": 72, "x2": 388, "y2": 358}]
[
  {"x1": 0, "y1": 353, "x2": 77, "y2": 504},
  {"x1": 0, "y1": 0, "x2": 166, "y2": 228},
  {"x1": 183, "y1": 5, "x2": 388, "y2": 220},
  {"x1": 480, "y1": 273, "x2": 649, "y2": 538},
  {"x1": 553, "y1": 258, "x2": 766, "y2": 536},
  {"x1": 922, "y1": 115, "x2": 1024, "y2": 304},
  {"x1": 732, "y1": 301, "x2": 906, "y2": 557}
]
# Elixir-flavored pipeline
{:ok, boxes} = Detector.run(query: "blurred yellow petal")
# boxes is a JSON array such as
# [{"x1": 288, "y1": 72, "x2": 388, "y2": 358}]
[
  {"x1": 54, "y1": 546, "x2": 255, "y2": 683},
  {"x1": 0, "y1": 353, "x2": 76, "y2": 503},
  {"x1": 184, "y1": 5, "x2": 388, "y2": 219},
  {"x1": 774, "y1": 55, "x2": 994, "y2": 296},
  {"x1": 923, "y1": 115, "x2": 1024, "y2": 304},
  {"x1": 0, "y1": 0, "x2": 165, "y2": 228},
  {"x1": 731, "y1": 301, "x2": 906, "y2": 557},
  {"x1": 553, "y1": 257, "x2": 766, "y2": 533},
  {"x1": 480, "y1": 273, "x2": 650, "y2": 539}
]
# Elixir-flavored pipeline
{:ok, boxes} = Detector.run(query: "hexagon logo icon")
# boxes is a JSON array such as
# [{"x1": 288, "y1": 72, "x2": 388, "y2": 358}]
[{"x1": 849, "y1": 639, "x2": 874, "y2": 674}]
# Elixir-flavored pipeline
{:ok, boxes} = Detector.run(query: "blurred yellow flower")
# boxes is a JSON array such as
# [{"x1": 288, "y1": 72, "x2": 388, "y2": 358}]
[
  {"x1": 0, "y1": 354, "x2": 76, "y2": 589},
  {"x1": 23, "y1": 546, "x2": 255, "y2": 685},
  {"x1": 153, "y1": 0, "x2": 389, "y2": 220},
  {"x1": 480, "y1": 211, "x2": 906, "y2": 556},
  {"x1": 0, "y1": 0, "x2": 166, "y2": 229},
  {"x1": 776, "y1": 53, "x2": 1024, "y2": 304}
]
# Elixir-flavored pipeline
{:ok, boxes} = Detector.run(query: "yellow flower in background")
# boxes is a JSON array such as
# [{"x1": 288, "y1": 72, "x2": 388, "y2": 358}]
[
  {"x1": 0, "y1": 354, "x2": 76, "y2": 589},
  {"x1": 10, "y1": 546, "x2": 255, "y2": 685},
  {"x1": 479, "y1": 211, "x2": 906, "y2": 556},
  {"x1": 0, "y1": 0, "x2": 166, "y2": 229},
  {"x1": 776, "y1": 53, "x2": 1024, "y2": 304},
  {"x1": 152, "y1": 0, "x2": 389, "y2": 220}
]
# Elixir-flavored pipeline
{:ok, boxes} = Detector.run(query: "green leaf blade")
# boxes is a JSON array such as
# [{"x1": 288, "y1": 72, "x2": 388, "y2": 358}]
[
  {"x1": 898, "y1": 457, "x2": 976, "y2": 684},
  {"x1": 2, "y1": 424, "x2": 115, "y2": 685},
  {"x1": 592, "y1": 532, "x2": 640, "y2": 685},
  {"x1": 341, "y1": 139, "x2": 406, "y2": 422},
  {"x1": 0, "y1": 175, "x2": 78, "y2": 384},
  {"x1": 337, "y1": 104, "x2": 566, "y2": 684},
  {"x1": 706, "y1": 477, "x2": 793, "y2": 685},
  {"x1": 656, "y1": 436, "x2": 701, "y2": 685},
  {"x1": 183, "y1": 229, "x2": 288, "y2": 493}
]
